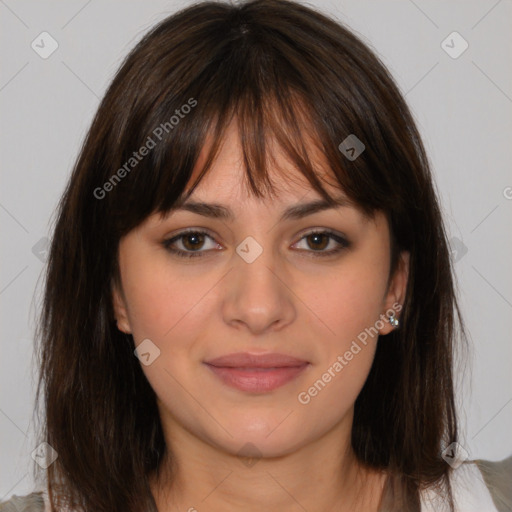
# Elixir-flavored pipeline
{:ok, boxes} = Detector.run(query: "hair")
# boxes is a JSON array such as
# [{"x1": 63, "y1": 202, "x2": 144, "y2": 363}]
[{"x1": 32, "y1": 0, "x2": 468, "y2": 510}]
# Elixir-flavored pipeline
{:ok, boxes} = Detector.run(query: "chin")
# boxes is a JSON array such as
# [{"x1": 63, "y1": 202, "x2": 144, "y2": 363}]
[{"x1": 202, "y1": 411, "x2": 314, "y2": 460}]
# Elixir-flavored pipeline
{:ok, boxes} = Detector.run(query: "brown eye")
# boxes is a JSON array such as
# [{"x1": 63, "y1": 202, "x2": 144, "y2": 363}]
[
  {"x1": 181, "y1": 232, "x2": 206, "y2": 251},
  {"x1": 162, "y1": 229, "x2": 351, "y2": 260},
  {"x1": 305, "y1": 233, "x2": 330, "y2": 251},
  {"x1": 162, "y1": 230, "x2": 220, "y2": 258},
  {"x1": 293, "y1": 230, "x2": 351, "y2": 258}
]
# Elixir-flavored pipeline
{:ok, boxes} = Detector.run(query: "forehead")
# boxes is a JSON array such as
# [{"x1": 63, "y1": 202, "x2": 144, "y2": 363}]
[
  {"x1": 183, "y1": 116, "x2": 345, "y2": 206},
  {"x1": 157, "y1": 158, "x2": 372, "y2": 230}
]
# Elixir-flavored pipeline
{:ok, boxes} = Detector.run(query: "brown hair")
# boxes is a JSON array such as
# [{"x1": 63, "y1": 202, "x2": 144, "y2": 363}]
[{"x1": 33, "y1": 1, "x2": 467, "y2": 510}]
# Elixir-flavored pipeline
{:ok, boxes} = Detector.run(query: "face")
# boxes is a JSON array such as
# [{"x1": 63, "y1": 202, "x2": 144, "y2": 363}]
[{"x1": 112, "y1": 120, "x2": 409, "y2": 460}]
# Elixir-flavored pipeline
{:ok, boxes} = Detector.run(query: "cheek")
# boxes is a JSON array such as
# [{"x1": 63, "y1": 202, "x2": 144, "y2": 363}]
[
  {"x1": 122, "y1": 262, "x2": 213, "y2": 401},
  {"x1": 307, "y1": 257, "x2": 389, "y2": 345},
  {"x1": 296, "y1": 253, "x2": 388, "y2": 406},
  {"x1": 119, "y1": 249, "x2": 203, "y2": 342},
  {"x1": 122, "y1": 267, "x2": 171, "y2": 339},
  {"x1": 120, "y1": 257, "x2": 230, "y2": 383}
]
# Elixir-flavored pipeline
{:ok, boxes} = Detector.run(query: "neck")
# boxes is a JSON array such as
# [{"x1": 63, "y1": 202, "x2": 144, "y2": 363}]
[{"x1": 149, "y1": 415, "x2": 386, "y2": 512}]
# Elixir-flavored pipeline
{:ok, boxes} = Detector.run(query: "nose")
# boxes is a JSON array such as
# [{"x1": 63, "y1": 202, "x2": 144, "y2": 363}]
[{"x1": 221, "y1": 240, "x2": 296, "y2": 336}]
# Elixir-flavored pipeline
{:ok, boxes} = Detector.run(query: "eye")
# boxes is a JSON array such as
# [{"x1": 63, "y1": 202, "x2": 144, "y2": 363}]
[
  {"x1": 292, "y1": 229, "x2": 351, "y2": 257},
  {"x1": 162, "y1": 229, "x2": 220, "y2": 258},
  {"x1": 162, "y1": 229, "x2": 351, "y2": 259}
]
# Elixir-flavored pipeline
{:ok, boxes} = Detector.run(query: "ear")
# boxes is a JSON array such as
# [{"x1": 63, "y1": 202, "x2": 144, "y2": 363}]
[
  {"x1": 379, "y1": 250, "x2": 409, "y2": 335},
  {"x1": 111, "y1": 279, "x2": 132, "y2": 334}
]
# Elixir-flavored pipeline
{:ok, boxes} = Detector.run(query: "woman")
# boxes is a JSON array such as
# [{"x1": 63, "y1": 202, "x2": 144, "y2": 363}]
[{"x1": 1, "y1": 0, "x2": 510, "y2": 511}]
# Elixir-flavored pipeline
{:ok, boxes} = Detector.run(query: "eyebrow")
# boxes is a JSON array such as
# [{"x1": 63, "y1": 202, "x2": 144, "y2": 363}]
[{"x1": 169, "y1": 195, "x2": 353, "y2": 222}]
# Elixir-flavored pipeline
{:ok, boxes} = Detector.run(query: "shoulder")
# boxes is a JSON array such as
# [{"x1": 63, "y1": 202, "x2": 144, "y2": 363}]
[
  {"x1": 0, "y1": 487, "x2": 79, "y2": 512},
  {"x1": 0, "y1": 491, "x2": 46, "y2": 512},
  {"x1": 474, "y1": 455, "x2": 512, "y2": 512},
  {"x1": 420, "y1": 455, "x2": 512, "y2": 512}
]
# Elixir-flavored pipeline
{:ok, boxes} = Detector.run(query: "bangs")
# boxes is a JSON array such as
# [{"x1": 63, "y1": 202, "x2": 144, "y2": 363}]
[
  {"x1": 101, "y1": 6, "x2": 402, "y2": 239},
  {"x1": 156, "y1": 89, "x2": 365, "y2": 217}
]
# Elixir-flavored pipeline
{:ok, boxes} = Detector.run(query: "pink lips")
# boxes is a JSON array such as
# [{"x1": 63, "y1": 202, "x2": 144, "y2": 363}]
[{"x1": 203, "y1": 352, "x2": 310, "y2": 393}]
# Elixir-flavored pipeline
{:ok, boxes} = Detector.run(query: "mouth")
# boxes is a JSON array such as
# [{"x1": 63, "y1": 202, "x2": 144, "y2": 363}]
[{"x1": 203, "y1": 352, "x2": 310, "y2": 393}]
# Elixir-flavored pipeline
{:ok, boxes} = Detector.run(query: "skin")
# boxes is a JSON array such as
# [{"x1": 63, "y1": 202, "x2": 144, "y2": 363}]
[{"x1": 112, "y1": 119, "x2": 409, "y2": 512}]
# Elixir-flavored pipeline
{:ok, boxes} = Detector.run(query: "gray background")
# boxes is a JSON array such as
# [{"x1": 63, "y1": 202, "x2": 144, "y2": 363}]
[{"x1": 1, "y1": 0, "x2": 511, "y2": 498}]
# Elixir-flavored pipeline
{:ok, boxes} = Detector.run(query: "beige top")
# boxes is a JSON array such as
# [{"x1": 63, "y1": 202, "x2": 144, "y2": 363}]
[{"x1": 1, "y1": 457, "x2": 511, "y2": 512}]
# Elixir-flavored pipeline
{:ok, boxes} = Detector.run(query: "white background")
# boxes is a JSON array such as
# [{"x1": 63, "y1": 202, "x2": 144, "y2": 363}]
[{"x1": 1, "y1": 0, "x2": 511, "y2": 498}]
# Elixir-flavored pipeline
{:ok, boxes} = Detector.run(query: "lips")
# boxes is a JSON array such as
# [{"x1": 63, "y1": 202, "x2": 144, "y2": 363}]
[
  {"x1": 203, "y1": 352, "x2": 310, "y2": 392},
  {"x1": 205, "y1": 352, "x2": 309, "y2": 368}
]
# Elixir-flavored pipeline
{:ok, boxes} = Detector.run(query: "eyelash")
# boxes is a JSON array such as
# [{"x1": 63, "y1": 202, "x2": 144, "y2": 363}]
[{"x1": 162, "y1": 228, "x2": 351, "y2": 259}]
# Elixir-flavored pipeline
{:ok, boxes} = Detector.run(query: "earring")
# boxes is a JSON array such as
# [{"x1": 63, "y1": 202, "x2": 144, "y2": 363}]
[{"x1": 388, "y1": 311, "x2": 400, "y2": 329}]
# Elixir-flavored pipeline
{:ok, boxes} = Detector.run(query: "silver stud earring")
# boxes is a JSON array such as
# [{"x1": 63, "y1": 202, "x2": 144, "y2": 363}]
[{"x1": 388, "y1": 311, "x2": 400, "y2": 329}]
